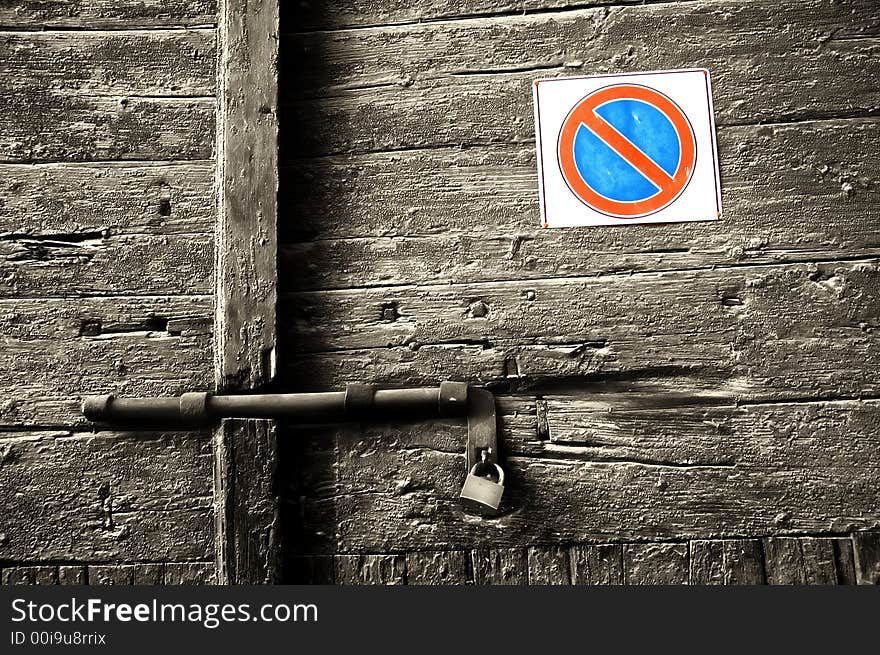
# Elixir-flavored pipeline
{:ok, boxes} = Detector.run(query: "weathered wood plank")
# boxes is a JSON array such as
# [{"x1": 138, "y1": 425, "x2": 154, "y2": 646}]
[
  {"x1": 0, "y1": 431, "x2": 213, "y2": 562},
  {"x1": 405, "y1": 550, "x2": 470, "y2": 584},
  {"x1": 89, "y1": 564, "x2": 164, "y2": 585},
  {"x1": 0, "y1": 162, "x2": 214, "y2": 296},
  {"x1": 282, "y1": 260, "x2": 880, "y2": 404},
  {"x1": 289, "y1": 399, "x2": 880, "y2": 551},
  {"x1": 624, "y1": 543, "x2": 689, "y2": 585},
  {"x1": 0, "y1": 234, "x2": 212, "y2": 297},
  {"x1": 571, "y1": 544, "x2": 623, "y2": 584},
  {"x1": 214, "y1": 420, "x2": 281, "y2": 585},
  {"x1": 1, "y1": 566, "x2": 57, "y2": 585},
  {"x1": 163, "y1": 562, "x2": 215, "y2": 585},
  {"x1": 58, "y1": 566, "x2": 87, "y2": 585},
  {"x1": 215, "y1": 0, "x2": 279, "y2": 391},
  {"x1": 527, "y1": 545, "x2": 572, "y2": 584},
  {"x1": 689, "y1": 539, "x2": 764, "y2": 584},
  {"x1": 472, "y1": 547, "x2": 528, "y2": 584},
  {"x1": 0, "y1": 31, "x2": 215, "y2": 163},
  {"x1": 334, "y1": 554, "x2": 406, "y2": 585},
  {"x1": 852, "y1": 532, "x2": 880, "y2": 584},
  {"x1": 214, "y1": 0, "x2": 280, "y2": 587},
  {"x1": 0, "y1": 296, "x2": 212, "y2": 428},
  {"x1": 283, "y1": 0, "x2": 880, "y2": 156},
  {"x1": 0, "y1": 0, "x2": 216, "y2": 28},
  {"x1": 1, "y1": 30, "x2": 215, "y2": 97},
  {"x1": 763, "y1": 537, "x2": 857, "y2": 584},
  {"x1": 280, "y1": 118, "x2": 880, "y2": 289},
  {"x1": 0, "y1": 96, "x2": 214, "y2": 163},
  {"x1": 0, "y1": 162, "x2": 214, "y2": 236},
  {"x1": 283, "y1": 118, "x2": 880, "y2": 241},
  {"x1": 283, "y1": 0, "x2": 678, "y2": 31}
]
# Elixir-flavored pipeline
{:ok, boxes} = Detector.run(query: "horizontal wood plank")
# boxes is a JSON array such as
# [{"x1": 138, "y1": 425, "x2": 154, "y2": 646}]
[
  {"x1": 0, "y1": 0, "x2": 216, "y2": 29},
  {"x1": 282, "y1": 0, "x2": 675, "y2": 31},
  {"x1": 0, "y1": 162, "x2": 214, "y2": 236},
  {"x1": 280, "y1": 118, "x2": 880, "y2": 288},
  {"x1": 0, "y1": 296, "x2": 213, "y2": 427},
  {"x1": 1, "y1": 30, "x2": 215, "y2": 97},
  {"x1": 282, "y1": 0, "x2": 879, "y2": 156},
  {"x1": 285, "y1": 398, "x2": 880, "y2": 552},
  {"x1": 0, "y1": 96, "x2": 214, "y2": 163},
  {"x1": 0, "y1": 430, "x2": 213, "y2": 562},
  {"x1": 281, "y1": 260, "x2": 880, "y2": 403},
  {"x1": 0, "y1": 162, "x2": 213, "y2": 295}
]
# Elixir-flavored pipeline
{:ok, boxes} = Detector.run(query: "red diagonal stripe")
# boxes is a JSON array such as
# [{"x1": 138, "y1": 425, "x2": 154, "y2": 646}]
[{"x1": 580, "y1": 110, "x2": 675, "y2": 192}]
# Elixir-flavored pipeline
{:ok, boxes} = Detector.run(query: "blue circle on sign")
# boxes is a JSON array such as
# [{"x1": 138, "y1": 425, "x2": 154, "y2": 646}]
[{"x1": 573, "y1": 98, "x2": 682, "y2": 202}]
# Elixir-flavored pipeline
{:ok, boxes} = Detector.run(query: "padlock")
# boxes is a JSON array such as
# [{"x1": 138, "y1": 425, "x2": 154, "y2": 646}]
[{"x1": 460, "y1": 461, "x2": 505, "y2": 515}]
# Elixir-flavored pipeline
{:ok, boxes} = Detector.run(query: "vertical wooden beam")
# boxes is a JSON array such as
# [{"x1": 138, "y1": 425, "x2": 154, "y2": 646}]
[{"x1": 214, "y1": 0, "x2": 280, "y2": 585}]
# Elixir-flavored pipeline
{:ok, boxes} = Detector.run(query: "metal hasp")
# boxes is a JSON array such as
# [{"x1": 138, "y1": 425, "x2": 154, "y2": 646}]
[{"x1": 82, "y1": 382, "x2": 499, "y2": 515}]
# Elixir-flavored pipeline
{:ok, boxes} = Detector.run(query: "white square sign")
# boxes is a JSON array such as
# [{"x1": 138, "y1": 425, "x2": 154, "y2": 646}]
[{"x1": 533, "y1": 69, "x2": 722, "y2": 228}]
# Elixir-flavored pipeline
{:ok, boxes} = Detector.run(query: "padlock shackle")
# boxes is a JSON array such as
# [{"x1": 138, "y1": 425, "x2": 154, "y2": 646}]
[{"x1": 469, "y1": 462, "x2": 504, "y2": 486}]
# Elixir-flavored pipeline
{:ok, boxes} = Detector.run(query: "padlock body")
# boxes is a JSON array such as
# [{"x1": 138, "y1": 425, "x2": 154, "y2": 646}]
[{"x1": 460, "y1": 473, "x2": 504, "y2": 514}]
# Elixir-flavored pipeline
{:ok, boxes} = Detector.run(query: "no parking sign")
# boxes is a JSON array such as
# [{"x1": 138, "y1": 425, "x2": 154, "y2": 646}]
[{"x1": 533, "y1": 69, "x2": 721, "y2": 228}]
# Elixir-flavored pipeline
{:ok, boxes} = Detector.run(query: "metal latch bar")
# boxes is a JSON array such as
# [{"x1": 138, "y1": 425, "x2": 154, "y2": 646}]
[{"x1": 83, "y1": 381, "x2": 479, "y2": 426}]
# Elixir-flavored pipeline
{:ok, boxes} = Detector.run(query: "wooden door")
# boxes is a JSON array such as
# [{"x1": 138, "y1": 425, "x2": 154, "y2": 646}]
[
  {"x1": 278, "y1": 0, "x2": 880, "y2": 584},
  {"x1": 0, "y1": 0, "x2": 281, "y2": 585}
]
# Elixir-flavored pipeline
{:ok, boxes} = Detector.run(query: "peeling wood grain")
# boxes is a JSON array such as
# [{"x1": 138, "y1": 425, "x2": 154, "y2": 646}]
[
  {"x1": 0, "y1": 30, "x2": 215, "y2": 97},
  {"x1": 764, "y1": 537, "x2": 857, "y2": 584},
  {"x1": 280, "y1": 118, "x2": 880, "y2": 288},
  {"x1": 282, "y1": 0, "x2": 880, "y2": 156},
  {"x1": 0, "y1": 296, "x2": 213, "y2": 427},
  {"x1": 334, "y1": 554, "x2": 406, "y2": 585},
  {"x1": 58, "y1": 566, "x2": 87, "y2": 585},
  {"x1": 286, "y1": 400, "x2": 880, "y2": 552},
  {"x1": 0, "y1": 0, "x2": 216, "y2": 29},
  {"x1": 0, "y1": 96, "x2": 214, "y2": 163},
  {"x1": 163, "y1": 562, "x2": 216, "y2": 585},
  {"x1": 0, "y1": 234, "x2": 212, "y2": 297},
  {"x1": 853, "y1": 531, "x2": 880, "y2": 584},
  {"x1": 1, "y1": 566, "x2": 57, "y2": 585},
  {"x1": 215, "y1": 0, "x2": 278, "y2": 391},
  {"x1": 571, "y1": 543, "x2": 623, "y2": 584},
  {"x1": 527, "y1": 545, "x2": 571, "y2": 584},
  {"x1": 689, "y1": 539, "x2": 764, "y2": 584},
  {"x1": 89, "y1": 564, "x2": 164, "y2": 585},
  {"x1": 281, "y1": 260, "x2": 880, "y2": 404},
  {"x1": 0, "y1": 431, "x2": 213, "y2": 562},
  {"x1": 624, "y1": 543, "x2": 688, "y2": 585},
  {"x1": 0, "y1": 162, "x2": 214, "y2": 236},
  {"x1": 406, "y1": 550, "x2": 469, "y2": 584},
  {"x1": 282, "y1": 0, "x2": 683, "y2": 31},
  {"x1": 472, "y1": 547, "x2": 528, "y2": 584},
  {"x1": 215, "y1": 420, "x2": 281, "y2": 585},
  {"x1": 214, "y1": 0, "x2": 280, "y2": 587},
  {"x1": 0, "y1": 161, "x2": 214, "y2": 315}
]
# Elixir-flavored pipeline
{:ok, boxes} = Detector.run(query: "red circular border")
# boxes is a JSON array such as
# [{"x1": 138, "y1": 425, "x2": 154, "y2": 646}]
[{"x1": 557, "y1": 84, "x2": 697, "y2": 218}]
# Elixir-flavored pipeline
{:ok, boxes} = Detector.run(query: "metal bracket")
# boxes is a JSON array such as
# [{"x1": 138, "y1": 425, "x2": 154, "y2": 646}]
[{"x1": 466, "y1": 387, "x2": 498, "y2": 472}]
